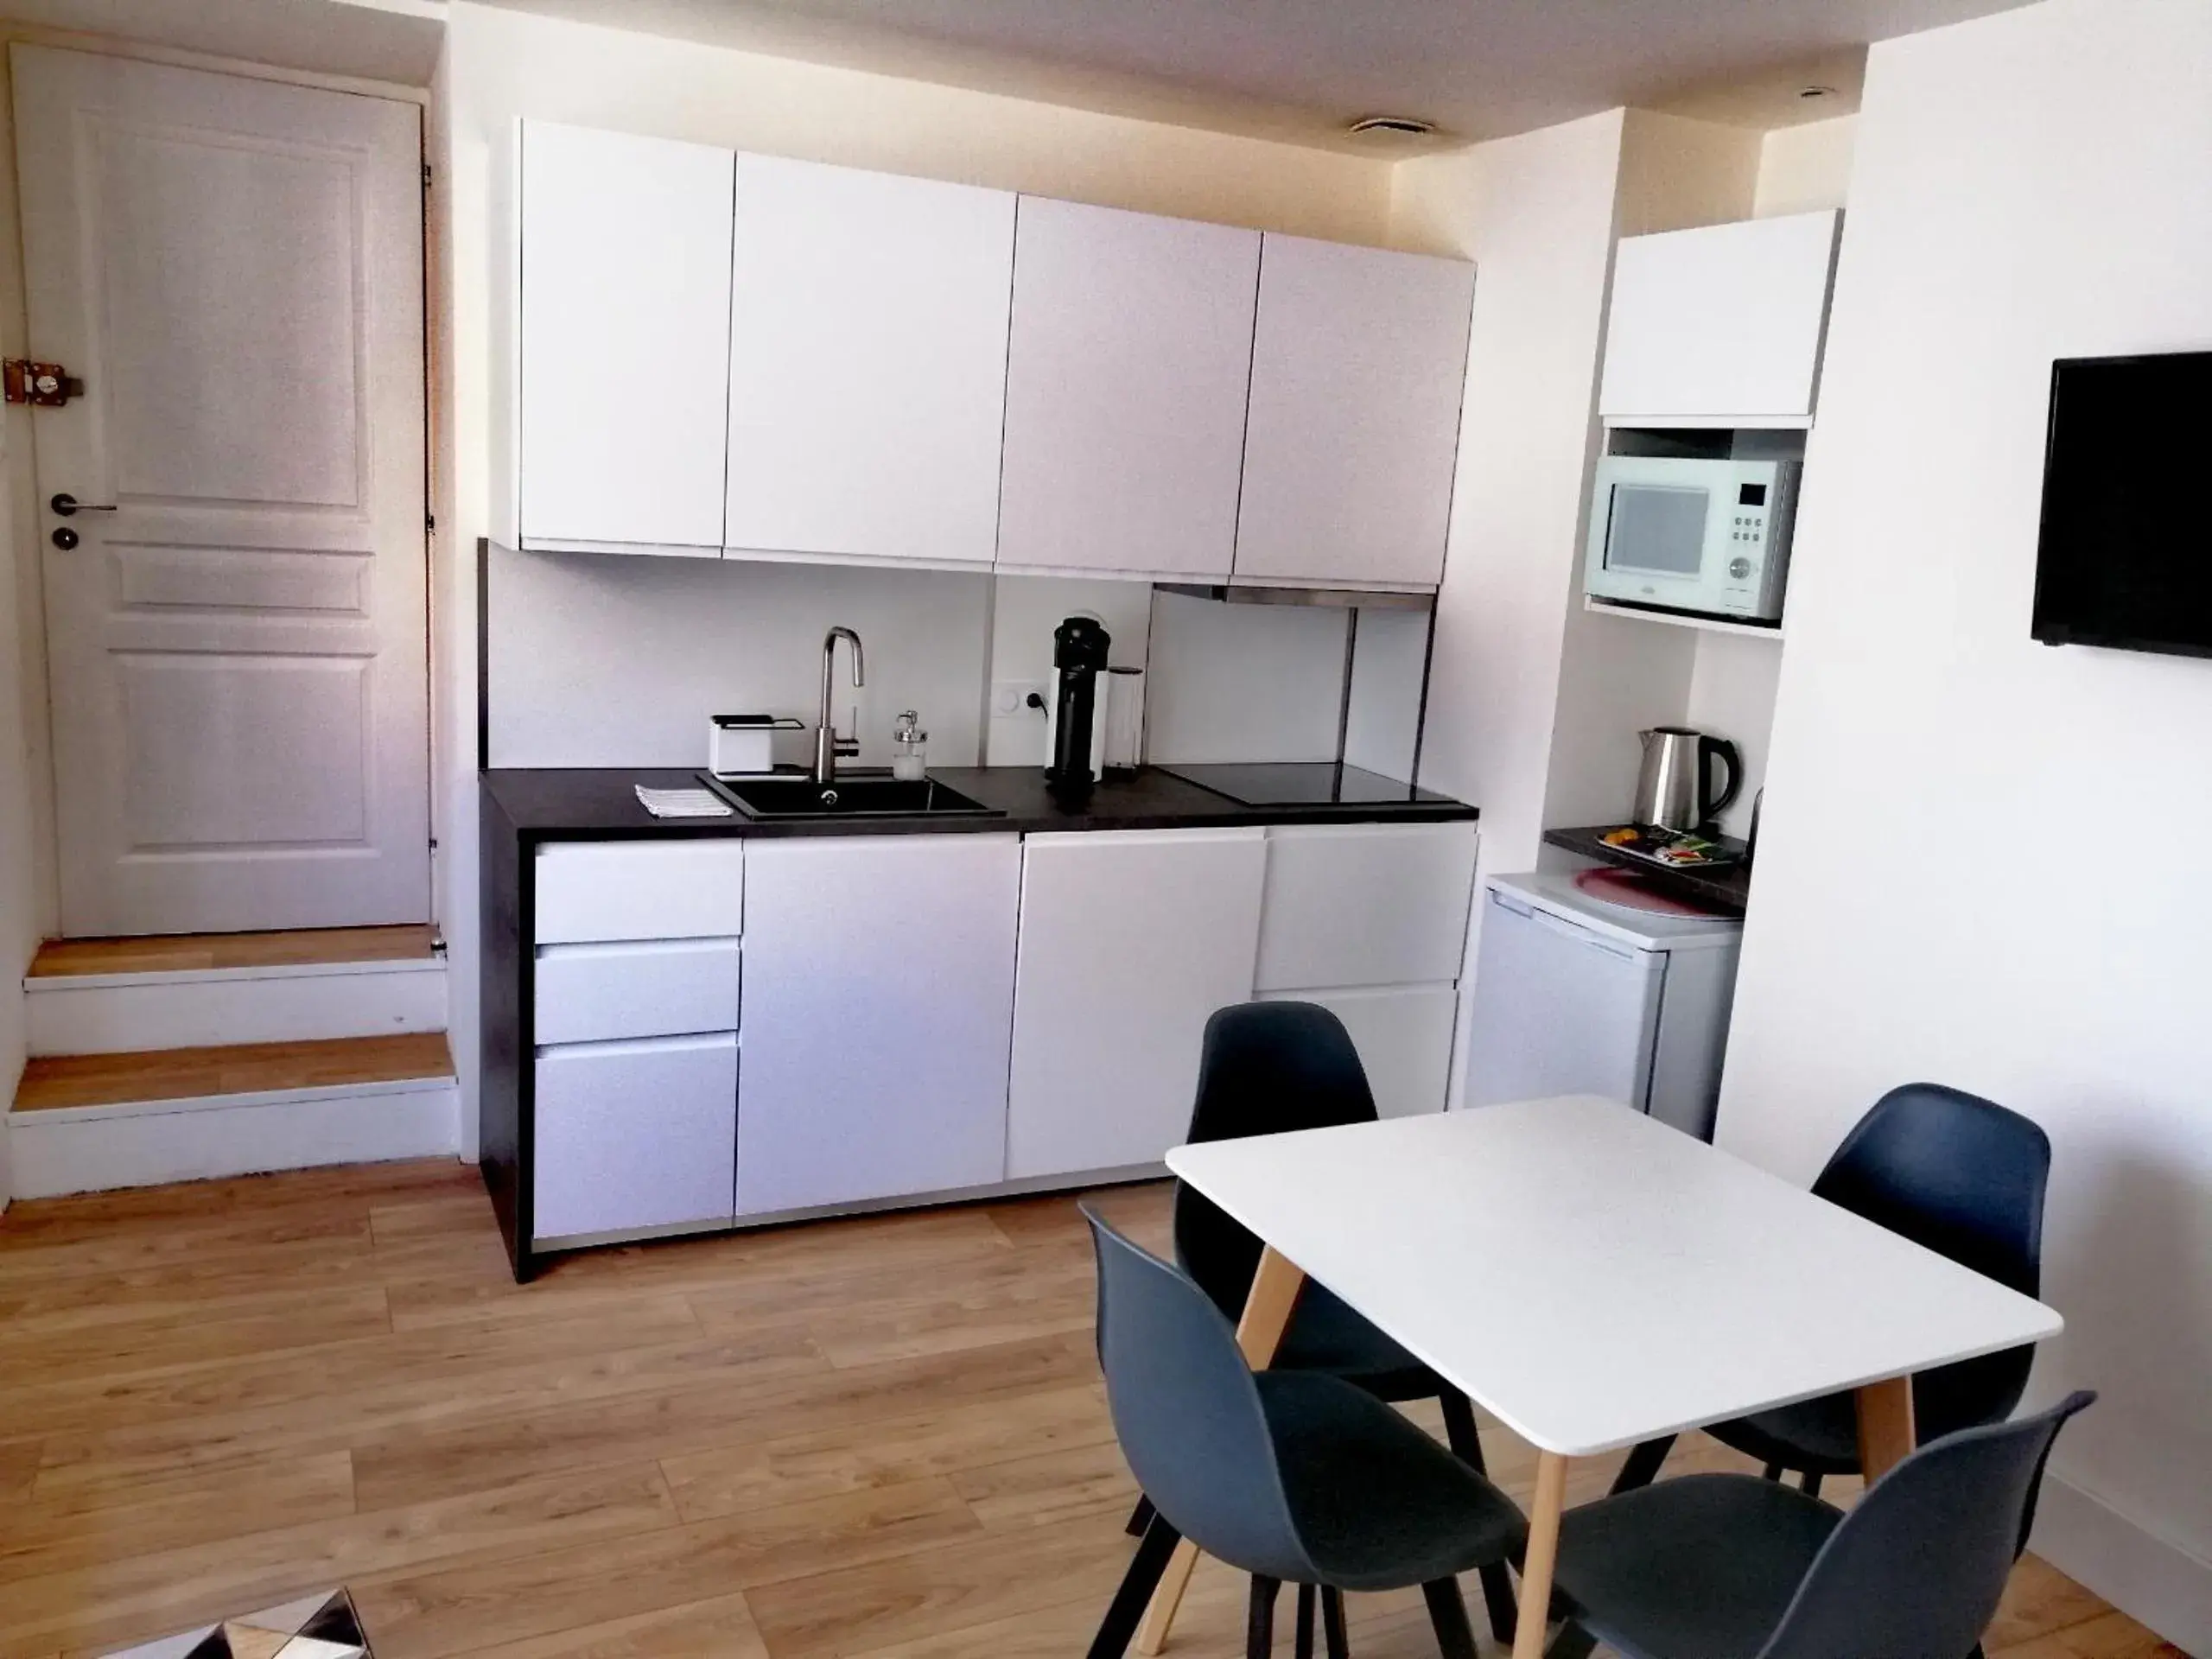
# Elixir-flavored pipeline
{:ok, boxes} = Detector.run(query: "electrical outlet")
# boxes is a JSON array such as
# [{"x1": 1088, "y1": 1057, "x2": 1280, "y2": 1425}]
[{"x1": 993, "y1": 679, "x2": 1046, "y2": 716}]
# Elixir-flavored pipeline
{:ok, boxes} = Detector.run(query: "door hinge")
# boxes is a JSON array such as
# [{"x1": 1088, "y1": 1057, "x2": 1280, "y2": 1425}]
[
  {"x1": 426, "y1": 512, "x2": 437, "y2": 531},
  {"x1": 3, "y1": 360, "x2": 82, "y2": 406},
  {"x1": 422, "y1": 162, "x2": 433, "y2": 188}
]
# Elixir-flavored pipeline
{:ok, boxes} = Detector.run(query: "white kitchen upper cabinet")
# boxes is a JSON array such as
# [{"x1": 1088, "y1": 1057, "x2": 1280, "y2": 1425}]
[
  {"x1": 726, "y1": 155, "x2": 1015, "y2": 568},
  {"x1": 997, "y1": 199, "x2": 1259, "y2": 580},
  {"x1": 1255, "y1": 823, "x2": 1478, "y2": 992},
  {"x1": 737, "y1": 835, "x2": 1020, "y2": 1215},
  {"x1": 1599, "y1": 210, "x2": 1842, "y2": 426},
  {"x1": 515, "y1": 122, "x2": 734, "y2": 555},
  {"x1": 1234, "y1": 235, "x2": 1475, "y2": 590},
  {"x1": 1007, "y1": 829, "x2": 1267, "y2": 1179}
]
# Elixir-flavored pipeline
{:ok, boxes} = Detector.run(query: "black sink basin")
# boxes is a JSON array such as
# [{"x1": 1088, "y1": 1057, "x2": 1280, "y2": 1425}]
[{"x1": 701, "y1": 772, "x2": 1004, "y2": 820}]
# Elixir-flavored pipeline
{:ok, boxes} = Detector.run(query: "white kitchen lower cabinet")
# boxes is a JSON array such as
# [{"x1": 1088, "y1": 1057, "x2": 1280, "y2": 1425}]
[
  {"x1": 736, "y1": 834, "x2": 1020, "y2": 1215},
  {"x1": 1007, "y1": 829, "x2": 1268, "y2": 1179},
  {"x1": 533, "y1": 1032, "x2": 738, "y2": 1243},
  {"x1": 1256, "y1": 822, "x2": 1478, "y2": 992},
  {"x1": 1262, "y1": 983, "x2": 1459, "y2": 1119}
]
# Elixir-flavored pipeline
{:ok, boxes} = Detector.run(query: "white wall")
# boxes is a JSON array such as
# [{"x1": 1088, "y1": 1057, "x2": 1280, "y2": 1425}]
[
  {"x1": 486, "y1": 548, "x2": 994, "y2": 770},
  {"x1": 1754, "y1": 115, "x2": 1858, "y2": 219},
  {"x1": 1719, "y1": 2, "x2": 2212, "y2": 1645},
  {"x1": 1143, "y1": 592, "x2": 1351, "y2": 765},
  {"x1": 1392, "y1": 111, "x2": 1627, "y2": 874}
]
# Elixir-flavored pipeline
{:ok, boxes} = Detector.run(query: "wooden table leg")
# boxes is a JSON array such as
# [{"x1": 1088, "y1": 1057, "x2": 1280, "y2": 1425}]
[
  {"x1": 1855, "y1": 1375, "x2": 1916, "y2": 1484},
  {"x1": 1135, "y1": 1245, "x2": 1306, "y2": 1656},
  {"x1": 1510, "y1": 1451, "x2": 1570, "y2": 1659}
]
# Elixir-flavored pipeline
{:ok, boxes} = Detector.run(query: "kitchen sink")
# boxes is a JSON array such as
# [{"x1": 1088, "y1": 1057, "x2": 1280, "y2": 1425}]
[{"x1": 701, "y1": 772, "x2": 1004, "y2": 820}]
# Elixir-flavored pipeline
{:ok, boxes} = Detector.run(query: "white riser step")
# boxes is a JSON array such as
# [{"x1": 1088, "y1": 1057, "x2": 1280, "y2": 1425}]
[
  {"x1": 27, "y1": 959, "x2": 447, "y2": 1056},
  {"x1": 6, "y1": 1077, "x2": 461, "y2": 1198}
]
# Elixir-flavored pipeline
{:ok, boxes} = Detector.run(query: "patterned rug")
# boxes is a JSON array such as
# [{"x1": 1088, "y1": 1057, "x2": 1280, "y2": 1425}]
[{"x1": 103, "y1": 1589, "x2": 369, "y2": 1658}]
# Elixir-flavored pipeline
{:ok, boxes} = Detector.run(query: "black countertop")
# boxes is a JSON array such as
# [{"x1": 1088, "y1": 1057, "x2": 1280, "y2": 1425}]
[{"x1": 482, "y1": 765, "x2": 1478, "y2": 840}]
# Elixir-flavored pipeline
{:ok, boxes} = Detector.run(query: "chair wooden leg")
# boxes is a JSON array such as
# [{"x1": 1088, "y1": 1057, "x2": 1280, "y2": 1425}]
[
  {"x1": 1609, "y1": 1435, "x2": 1675, "y2": 1494},
  {"x1": 1801, "y1": 1471, "x2": 1825, "y2": 1499},
  {"x1": 1421, "y1": 1578, "x2": 1479, "y2": 1659},
  {"x1": 1321, "y1": 1587, "x2": 1350, "y2": 1659},
  {"x1": 1295, "y1": 1583, "x2": 1316, "y2": 1659},
  {"x1": 1249, "y1": 1576, "x2": 1281, "y2": 1659},
  {"x1": 1126, "y1": 1494, "x2": 1157, "y2": 1537},
  {"x1": 1087, "y1": 1516, "x2": 1183, "y2": 1659},
  {"x1": 1433, "y1": 1391, "x2": 1516, "y2": 1641}
]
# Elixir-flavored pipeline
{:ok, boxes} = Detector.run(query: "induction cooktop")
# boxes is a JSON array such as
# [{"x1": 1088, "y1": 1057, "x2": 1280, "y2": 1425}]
[{"x1": 1158, "y1": 761, "x2": 1454, "y2": 809}]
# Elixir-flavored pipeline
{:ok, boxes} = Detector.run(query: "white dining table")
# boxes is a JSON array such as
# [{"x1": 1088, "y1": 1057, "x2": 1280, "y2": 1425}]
[{"x1": 1136, "y1": 1095, "x2": 2064, "y2": 1659}]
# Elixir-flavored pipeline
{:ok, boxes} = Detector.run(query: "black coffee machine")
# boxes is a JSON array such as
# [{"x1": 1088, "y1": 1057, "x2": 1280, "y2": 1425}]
[{"x1": 1045, "y1": 615, "x2": 1111, "y2": 792}]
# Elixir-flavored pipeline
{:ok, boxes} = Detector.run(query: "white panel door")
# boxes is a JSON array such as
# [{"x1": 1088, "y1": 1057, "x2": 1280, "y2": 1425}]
[
  {"x1": 997, "y1": 198, "x2": 1257, "y2": 578},
  {"x1": 738, "y1": 835, "x2": 1020, "y2": 1214},
  {"x1": 534, "y1": 1032, "x2": 738, "y2": 1241},
  {"x1": 1234, "y1": 235, "x2": 1475, "y2": 590},
  {"x1": 517, "y1": 122, "x2": 734, "y2": 553},
  {"x1": 1262, "y1": 983, "x2": 1459, "y2": 1119},
  {"x1": 13, "y1": 45, "x2": 428, "y2": 935},
  {"x1": 1007, "y1": 829, "x2": 1267, "y2": 1179},
  {"x1": 727, "y1": 155, "x2": 1014, "y2": 566},
  {"x1": 1599, "y1": 210, "x2": 1841, "y2": 424},
  {"x1": 1256, "y1": 822, "x2": 1478, "y2": 991}
]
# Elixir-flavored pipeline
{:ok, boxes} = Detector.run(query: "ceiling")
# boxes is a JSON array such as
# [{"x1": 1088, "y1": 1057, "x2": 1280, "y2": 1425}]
[
  {"x1": 474, "y1": 0, "x2": 2040, "y2": 151},
  {"x1": 6, "y1": 0, "x2": 446, "y2": 86}
]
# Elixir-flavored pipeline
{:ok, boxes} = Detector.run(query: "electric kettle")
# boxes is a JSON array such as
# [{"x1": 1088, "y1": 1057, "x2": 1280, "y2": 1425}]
[{"x1": 1632, "y1": 727, "x2": 1743, "y2": 833}]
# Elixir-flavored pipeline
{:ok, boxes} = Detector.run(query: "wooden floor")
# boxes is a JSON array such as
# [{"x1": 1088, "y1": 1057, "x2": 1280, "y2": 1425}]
[
  {"x1": 11, "y1": 1034, "x2": 456, "y2": 1113},
  {"x1": 27, "y1": 926, "x2": 439, "y2": 979},
  {"x1": 0, "y1": 1164, "x2": 2179, "y2": 1659}
]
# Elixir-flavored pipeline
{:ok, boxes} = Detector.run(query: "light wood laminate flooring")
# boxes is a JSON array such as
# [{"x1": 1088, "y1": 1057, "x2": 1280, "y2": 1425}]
[
  {"x1": 28, "y1": 926, "x2": 438, "y2": 979},
  {"x1": 11, "y1": 1034, "x2": 455, "y2": 1113},
  {"x1": 0, "y1": 1163, "x2": 2178, "y2": 1658}
]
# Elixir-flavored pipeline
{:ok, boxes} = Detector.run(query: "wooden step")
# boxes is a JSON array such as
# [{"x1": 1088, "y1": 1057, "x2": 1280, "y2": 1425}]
[
  {"x1": 12, "y1": 1033, "x2": 454, "y2": 1114},
  {"x1": 29, "y1": 925, "x2": 436, "y2": 979}
]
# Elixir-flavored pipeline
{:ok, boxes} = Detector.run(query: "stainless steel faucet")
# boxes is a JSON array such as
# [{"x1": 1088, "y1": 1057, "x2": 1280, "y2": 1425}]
[{"x1": 815, "y1": 626, "x2": 865, "y2": 785}]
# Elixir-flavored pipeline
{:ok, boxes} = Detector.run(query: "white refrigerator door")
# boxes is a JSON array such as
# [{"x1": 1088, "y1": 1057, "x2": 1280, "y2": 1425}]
[{"x1": 1463, "y1": 886, "x2": 1665, "y2": 1111}]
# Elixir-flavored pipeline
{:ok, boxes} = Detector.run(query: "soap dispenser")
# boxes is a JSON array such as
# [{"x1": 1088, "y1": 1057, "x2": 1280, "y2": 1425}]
[{"x1": 891, "y1": 711, "x2": 927, "y2": 781}]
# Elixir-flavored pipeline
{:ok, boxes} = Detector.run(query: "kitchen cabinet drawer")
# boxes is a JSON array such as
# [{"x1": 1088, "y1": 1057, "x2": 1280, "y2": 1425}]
[
  {"x1": 532, "y1": 1032, "x2": 738, "y2": 1242},
  {"x1": 1234, "y1": 234, "x2": 1474, "y2": 589},
  {"x1": 1262, "y1": 983, "x2": 1458, "y2": 1119},
  {"x1": 533, "y1": 841, "x2": 744, "y2": 944},
  {"x1": 514, "y1": 122, "x2": 735, "y2": 553},
  {"x1": 738, "y1": 835, "x2": 1020, "y2": 1215},
  {"x1": 997, "y1": 197, "x2": 1257, "y2": 579},
  {"x1": 1007, "y1": 828, "x2": 1267, "y2": 1179},
  {"x1": 534, "y1": 938, "x2": 741, "y2": 1046},
  {"x1": 1256, "y1": 823, "x2": 1478, "y2": 991},
  {"x1": 1599, "y1": 210, "x2": 1840, "y2": 425}
]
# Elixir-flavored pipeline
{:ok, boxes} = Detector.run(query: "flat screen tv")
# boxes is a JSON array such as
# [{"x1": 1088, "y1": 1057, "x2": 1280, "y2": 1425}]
[{"x1": 2032, "y1": 349, "x2": 2212, "y2": 658}]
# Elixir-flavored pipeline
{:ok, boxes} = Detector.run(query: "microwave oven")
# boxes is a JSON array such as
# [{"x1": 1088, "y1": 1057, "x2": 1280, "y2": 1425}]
[{"x1": 1585, "y1": 456, "x2": 1799, "y2": 623}]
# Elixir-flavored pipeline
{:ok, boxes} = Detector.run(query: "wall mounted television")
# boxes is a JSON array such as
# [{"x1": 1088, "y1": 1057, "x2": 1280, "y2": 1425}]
[{"x1": 2031, "y1": 349, "x2": 2212, "y2": 658}]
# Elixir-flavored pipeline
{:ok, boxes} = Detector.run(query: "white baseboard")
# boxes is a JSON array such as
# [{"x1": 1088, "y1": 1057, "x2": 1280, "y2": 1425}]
[
  {"x1": 2033, "y1": 1473, "x2": 2212, "y2": 1655},
  {"x1": 6, "y1": 1079, "x2": 461, "y2": 1198},
  {"x1": 27, "y1": 959, "x2": 447, "y2": 1055}
]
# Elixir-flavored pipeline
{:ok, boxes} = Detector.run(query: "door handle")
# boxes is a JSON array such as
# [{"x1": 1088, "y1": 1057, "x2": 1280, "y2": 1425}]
[{"x1": 50, "y1": 493, "x2": 116, "y2": 516}]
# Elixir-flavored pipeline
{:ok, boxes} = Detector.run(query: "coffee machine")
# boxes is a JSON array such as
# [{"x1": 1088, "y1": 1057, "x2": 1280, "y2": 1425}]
[{"x1": 1045, "y1": 615, "x2": 1111, "y2": 791}]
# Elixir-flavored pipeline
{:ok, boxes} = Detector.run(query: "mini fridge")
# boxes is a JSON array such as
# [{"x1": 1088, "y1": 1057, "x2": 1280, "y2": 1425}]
[{"x1": 1462, "y1": 871, "x2": 1742, "y2": 1140}]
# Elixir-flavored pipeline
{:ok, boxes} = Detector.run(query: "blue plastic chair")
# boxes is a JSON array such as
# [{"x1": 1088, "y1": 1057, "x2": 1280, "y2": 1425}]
[{"x1": 1082, "y1": 1206, "x2": 1527, "y2": 1659}]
